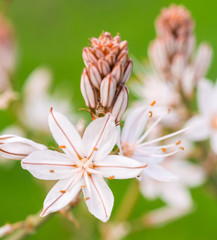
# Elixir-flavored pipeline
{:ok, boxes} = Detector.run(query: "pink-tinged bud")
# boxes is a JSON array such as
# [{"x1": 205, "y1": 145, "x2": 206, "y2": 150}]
[
  {"x1": 81, "y1": 32, "x2": 132, "y2": 120},
  {"x1": 156, "y1": 5, "x2": 194, "y2": 39},
  {"x1": 121, "y1": 59, "x2": 133, "y2": 84},
  {"x1": 149, "y1": 39, "x2": 168, "y2": 72},
  {"x1": 171, "y1": 54, "x2": 186, "y2": 79},
  {"x1": 97, "y1": 59, "x2": 110, "y2": 76},
  {"x1": 100, "y1": 74, "x2": 116, "y2": 108},
  {"x1": 105, "y1": 53, "x2": 116, "y2": 66},
  {"x1": 82, "y1": 47, "x2": 98, "y2": 67},
  {"x1": 112, "y1": 63, "x2": 123, "y2": 83},
  {"x1": 194, "y1": 43, "x2": 212, "y2": 80},
  {"x1": 112, "y1": 86, "x2": 129, "y2": 122},
  {"x1": 93, "y1": 47, "x2": 104, "y2": 58},
  {"x1": 117, "y1": 50, "x2": 128, "y2": 65},
  {"x1": 80, "y1": 69, "x2": 96, "y2": 109},
  {"x1": 88, "y1": 63, "x2": 102, "y2": 89},
  {"x1": 119, "y1": 40, "x2": 128, "y2": 51}
]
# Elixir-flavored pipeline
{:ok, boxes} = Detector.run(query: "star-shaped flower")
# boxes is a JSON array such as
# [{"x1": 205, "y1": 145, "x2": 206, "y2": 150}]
[
  {"x1": 119, "y1": 104, "x2": 187, "y2": 181},
  {"x1": 186, "y1": 79, "x2": 217, "y2": 154},
  {"x1": 21, "y1": 109, "x2": 147, "y2": 222}
]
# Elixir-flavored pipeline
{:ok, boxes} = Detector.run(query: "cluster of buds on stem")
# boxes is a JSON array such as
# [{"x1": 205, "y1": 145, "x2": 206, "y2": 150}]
[
  {"x1": 149, "y1": 5, "x2": 212, "y2": 96},
  {"x1": 80, "y1": 32, "x2": 132, "y2": 122}
]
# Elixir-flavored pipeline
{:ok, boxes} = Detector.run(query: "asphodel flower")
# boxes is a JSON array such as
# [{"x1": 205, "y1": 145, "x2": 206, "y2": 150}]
[
  {"x1": 21, "y1": 109, "x2": 147, "y2": 222},
  {"x1": 119, "y1": 103, "x2": 188, "y2": 181},
  {"x1": 186, "y1": 79, "x2": 217, "y2": 154},
  {"x1": 81, "y1": 32, "x2": 132, "y2": 122}
]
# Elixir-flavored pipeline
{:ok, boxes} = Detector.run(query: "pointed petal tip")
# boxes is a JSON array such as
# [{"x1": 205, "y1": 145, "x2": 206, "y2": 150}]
[{"x1": 40, "y1": 210, "x2": 46, "y2": 217}]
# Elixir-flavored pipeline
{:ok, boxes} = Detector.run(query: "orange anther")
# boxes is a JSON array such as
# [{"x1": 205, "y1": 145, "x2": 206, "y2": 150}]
[
  {"x1": 93, "y1": 147, "x2": 98, "y2": 151},
  {"x1": 150, "y1": 101, "x2": 156, "y2": 106},
  {"x1": 49, "y1": 170, "x2": 54, "y2": 173},
  {"x1": 161, "y1": 148, "x2": 166, "y2": 152},
  {"x1": 149, "y1": 111, "x2": 153, "y2": 118},
  {"x1": 109, "y1": 176, "x2": 115, "y2": 180},
  {"x1": 60, "y1": 190, "x2": 66, "y2": 194},
  {"x1": 59, "y1": 145, "x2": 66, "y2": 149},
  {"x1": 85, "y1": 197, "x2": 90, "y2": 201},
  {"x1": 176, "y1": 140, "x2": 181, "y2": 145},
  {"x1": 81, "y1": 185, "x2": 87, "y2": 188},
  {"x1": 179, "y1": 146, "x2": 184, "y2": 150}
]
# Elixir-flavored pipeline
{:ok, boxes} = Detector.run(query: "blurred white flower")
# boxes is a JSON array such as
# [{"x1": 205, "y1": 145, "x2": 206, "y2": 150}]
[
  {"x1": 140, "y1": 157, "x2": 204, "y2": 209},
  {"x1": 22, "y1": 109, "x2": 147, "y2": 222},
  {"x1": 19, "y1": 67, "x2": 76, "y2": 133},
  {"x1": 119, "y1": 104, "x2": 187, "y2": 181},
  {"x1": 131, "y1": 74, "x2": 182, "y2": 127},
  {"x1": 186, "y1": 79, "x2": 217, "y2": 154}
]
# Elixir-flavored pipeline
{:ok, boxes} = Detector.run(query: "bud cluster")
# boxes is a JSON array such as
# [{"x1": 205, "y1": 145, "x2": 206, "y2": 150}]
[
  {"x1": 149, "y1": 5, "x2": 212, "y2": 95},
  {"x1": 80, "y1": 32, "x2": 132, "y2": 122}
]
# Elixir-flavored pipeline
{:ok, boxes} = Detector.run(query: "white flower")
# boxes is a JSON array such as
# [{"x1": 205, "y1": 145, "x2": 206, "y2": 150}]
[
  {"x1": 21, "y1": 109, "x2": 147, "y2": 222},
  {"x1": 19, "y1": 67, "x2": 75, "y2": 133},
  {"x1": 186, "y1": 79, "x2": 217, "y2": 154},
  {"x1": 119, "y1": 104, "x2": 187, "y2": 182},
  {"x1": 140, "y1": 157, "x2": 204, "y2": 209},
  {"x1": 131, "y1": 74, "x2": 182, "y2": 127},
  {"x1": 0, "y1": 135, "x2": 47, "y2": 160}
]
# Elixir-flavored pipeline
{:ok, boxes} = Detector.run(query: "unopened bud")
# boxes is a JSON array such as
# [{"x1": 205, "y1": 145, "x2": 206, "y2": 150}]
[
  {"x1": 194, "y1": 43, "x2": 212, "y2": 80},
  {"x1": 80, "y1": 69, "x2": 97, "y2": 109},
  {"x1": 112, "y1": 86, "x2": 129, "y2": 122},
  {"x1": 81, "y1": 32, "x2": 132, "y2": 121},
  {"x1": 100, "y1": 74, "x2": 116, "y2": 108},
  {"x1": 88, "y1": 63, "x2": 102, "y2": 89}
]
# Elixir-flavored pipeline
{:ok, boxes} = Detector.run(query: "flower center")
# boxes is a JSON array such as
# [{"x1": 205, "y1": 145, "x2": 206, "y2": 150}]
[
  {"x1": 211, "y1": 114, "x2": 217, "y2": 129},
  {"x1": 121, "y1": 142, "x2": 134, "y2": 157}
]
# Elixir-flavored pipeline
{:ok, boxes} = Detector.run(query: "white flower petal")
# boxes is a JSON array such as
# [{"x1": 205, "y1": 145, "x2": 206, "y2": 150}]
[
  {"x1": 0, "y1": 135, "x2": 47, "y2": 160},
  {"x1": 121, "y1": 106, "x2": 148, "y2": 143},
  {"x1": 197, "y1": 80, "x2": 214, "y2": 116},
  {"x1": 48, "y1": 108, "x2": 82, "y2": 160},
  {"x1": 210, "y1": 133, "x2": 217, "y2": 155},
  {"x1": 41, "y1": 174, "x2": 83, "y2": 217},
  {"x1": 161, "y1": 183, "x2": 192, "y2": 209},
  {"x1": 143, "y1": 164, "x2": 177, "y2": 182},
  {"x1": 22, "y1": 150, "x2": 77, "y2": 180},
  {"x1": 185, "y1": 115, "x2": 210, "y2": 141},
  {"x1": 83, "y1": 174, "x2": 114, "y2": 222},
  {"x1": 82, "y1": 114, "x2": 118, "y2": 161},
  {"x1": 94, "y1": 155, "x2": 147, "y2": 179},
  {"x1": 140, "y1": 173, "x2": 159, "y2": 199}
]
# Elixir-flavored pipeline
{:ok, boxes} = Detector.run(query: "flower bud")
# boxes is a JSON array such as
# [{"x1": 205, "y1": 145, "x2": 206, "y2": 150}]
[
  {"x1": 80, "y1": 69, "x2": 97, "y2": 109},
  {"x1": 100, "y1": 74, "x2": 116, "y2": 108},
  {"x1": 111, "y1": 86, "x2": 129, "y2": 122},
  {"x1": 194, "y1": 43, "x2": 212, "y2": 80},
  {"x1": 80, "y1": 32, "x2": 132, "y2": 121},
  {"x1": 88, "y1": 63, "x2": 102, "y2": 89}
]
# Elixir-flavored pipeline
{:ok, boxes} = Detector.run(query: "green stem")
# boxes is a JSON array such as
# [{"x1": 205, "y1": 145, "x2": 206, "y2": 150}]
[{"x1": 114, "y1": 180, "x2": 139, "y2": 222}]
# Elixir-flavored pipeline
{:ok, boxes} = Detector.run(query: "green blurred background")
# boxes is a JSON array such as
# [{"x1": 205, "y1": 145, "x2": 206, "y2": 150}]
[{"x1": 1, "y1": 0, "x2": 217, "y2": 239}]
